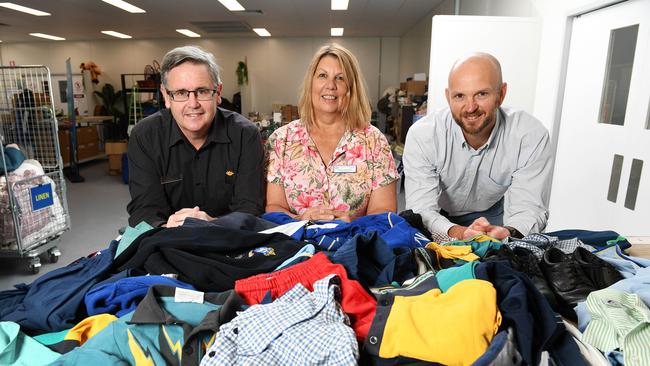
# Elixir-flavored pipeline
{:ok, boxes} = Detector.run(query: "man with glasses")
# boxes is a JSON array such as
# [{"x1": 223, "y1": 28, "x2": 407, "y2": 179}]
[{"x1": 127, "y1": 45, "x2": 264, "y2": 227}]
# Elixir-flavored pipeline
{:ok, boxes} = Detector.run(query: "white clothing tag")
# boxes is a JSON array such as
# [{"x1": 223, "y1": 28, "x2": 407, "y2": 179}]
[
  {"x1": 307, "y1": 223, "x2": 340, "y2": 229},
  {"x1": 260, "y1": 220, "x2": 309, "y2": 236},
  {"x1": 332, "y1": 165, "x2": 356, "y2": 173},
  {"x1": 174, "y1": 288, "x2": 204, "y2": 304}
]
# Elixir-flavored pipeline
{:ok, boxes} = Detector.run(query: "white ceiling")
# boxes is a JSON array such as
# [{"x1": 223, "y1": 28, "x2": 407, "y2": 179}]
[{"x1": 0, "y1": 0, "x2": 444, "y2": 43}]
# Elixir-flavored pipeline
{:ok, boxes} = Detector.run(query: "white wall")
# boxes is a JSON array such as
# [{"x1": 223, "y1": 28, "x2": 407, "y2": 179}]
[
  {"x1": 379, "y1": 38, "x2": 401, "y2": 97},
  {"x1": 460, "y1": 0, "x2": 539, "y2": 17},
  {"x1": 397, "y1": 0, "x2": 538, "y2": 99},
  {"x1": 427, "y1": 15, "x2": 542, "y2": 115},
  {"x1": 398, "y1": 0, "x2": 454, "y2": 83},
  {"x1": 0, "y1": 37, "x2": 397, "y2": 115}
]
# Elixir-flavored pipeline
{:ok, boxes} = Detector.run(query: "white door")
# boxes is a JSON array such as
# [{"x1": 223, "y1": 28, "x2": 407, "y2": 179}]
[{"x1": 548, "y1": 0, "x2": 650, "y2": 235}]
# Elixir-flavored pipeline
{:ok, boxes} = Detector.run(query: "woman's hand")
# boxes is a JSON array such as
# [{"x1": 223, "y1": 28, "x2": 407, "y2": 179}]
[{"x1": 298, "y1": 206, "x2": 337, "y2": 221}]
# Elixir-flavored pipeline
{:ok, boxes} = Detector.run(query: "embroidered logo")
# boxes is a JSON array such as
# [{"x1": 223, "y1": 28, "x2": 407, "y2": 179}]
[
  {"x1": 249, "y1": 247, "x2": 276, "y2": 257},
  {"x1": 226, "y1": 170, "x2": 235, "y2": 176}
]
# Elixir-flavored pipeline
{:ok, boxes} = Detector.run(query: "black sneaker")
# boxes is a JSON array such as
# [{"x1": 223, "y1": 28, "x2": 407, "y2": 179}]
[
  {"x1": 540, "y1": 247, "x2": 597, "y2": 305},
  {"x1": 573, "y1": 247, "x2": 624, "y2": 289}
]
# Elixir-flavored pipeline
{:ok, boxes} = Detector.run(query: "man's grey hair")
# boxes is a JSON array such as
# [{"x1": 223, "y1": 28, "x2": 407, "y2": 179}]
[{"x1": 160, "y1": 45, "x2": 221, "y2": 87}]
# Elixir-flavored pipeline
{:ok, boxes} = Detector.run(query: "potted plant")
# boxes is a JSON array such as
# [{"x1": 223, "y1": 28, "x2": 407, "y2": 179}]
[
  {"x1": 94, "y1": 83, "x2": 126, "y2": 140},
  {"x1": 236, "y1": 61, "x2": 248, "y2": 86}
]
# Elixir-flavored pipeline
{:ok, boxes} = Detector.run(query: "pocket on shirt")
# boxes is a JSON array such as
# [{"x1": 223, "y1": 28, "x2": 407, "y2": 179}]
[{"x1": 480, "y1": 175, "x2": 510, "y2": 199}]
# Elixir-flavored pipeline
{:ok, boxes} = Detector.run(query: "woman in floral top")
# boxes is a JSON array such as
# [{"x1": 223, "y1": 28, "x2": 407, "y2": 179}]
[{"x1": 266, "y1": 43, "x2": 398, "y2": 221}]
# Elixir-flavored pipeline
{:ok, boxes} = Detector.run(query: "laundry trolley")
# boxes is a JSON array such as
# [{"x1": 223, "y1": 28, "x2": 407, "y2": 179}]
[{"x1": 0, "y1": 66, "x2": 71, "y2": 273}]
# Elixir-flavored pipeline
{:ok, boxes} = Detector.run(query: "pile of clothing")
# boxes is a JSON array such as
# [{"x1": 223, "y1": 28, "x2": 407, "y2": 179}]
[{"x1": 0, "y1": 211, "x2": 648, "y2": 366}]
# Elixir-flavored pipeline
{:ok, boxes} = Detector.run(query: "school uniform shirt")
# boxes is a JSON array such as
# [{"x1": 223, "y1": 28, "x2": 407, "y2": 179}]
[
  {"x1": 583, "y1": 289, "x2": 650, "y2": 366},
  {"x1": 0, "y1": 321, "x2": 61, "y2": 365},
  {"x1": 267, "y1": 120, "x2": 398, "y2": 220},
  {"x1": 0, "y1": 241, "x2": 117, "y2": 334},
  {"x1": 127, "y1": 108, "x2": 264, "y2": 227},
  {"x1": 50, "y1": 285, "x2": 245, "y2": 366},
  {"x1": 47, "y1": 314, "x2": 118, "y2": 354},
  {"x1": 364, "y1": 279, "x2": 501, "y2": 365},
  {"x1": 114, "y1": 225, "x2": 305, "y2": 292},
  {"x1": 403, "y1": 107, "x2": 552, "y2": 236},
  {"x1": 201, "y1": 275, "x2": 358, "y2": 366}
]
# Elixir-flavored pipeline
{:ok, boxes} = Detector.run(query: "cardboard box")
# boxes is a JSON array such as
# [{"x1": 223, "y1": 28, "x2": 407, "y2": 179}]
[
  {"x1": 108, "y1": 154, "x2": 122, "y2": 175},
  {"x1": 105, "y1": 141, "x2": 128, "y2": 155},
  {"x1": 404, "y1": 80, "x2": 426, "y2": 96},
  {"x1": 77, "y1": 142, "x2": 100, "y2": 161},
  {"x1": 76, "y1": 126, "x2": 99, "y2": 145},
  {"x1": 281, "y1": 105, "x2": 293, "y2": 122}
]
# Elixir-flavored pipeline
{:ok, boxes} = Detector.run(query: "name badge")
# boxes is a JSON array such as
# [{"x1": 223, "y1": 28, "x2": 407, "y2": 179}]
[{"x1": 332, "y1": 165, "x2": 356, "y2": 173}]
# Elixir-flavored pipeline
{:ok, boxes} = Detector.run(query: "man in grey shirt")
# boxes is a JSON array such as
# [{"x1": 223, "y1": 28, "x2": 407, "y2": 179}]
[{"x1": 403, "y1": 52, "x2": 552, "y2": 240}]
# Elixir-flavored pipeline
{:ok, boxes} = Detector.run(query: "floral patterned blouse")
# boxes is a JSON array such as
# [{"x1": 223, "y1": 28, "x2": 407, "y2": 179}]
[{"x1": 266, "y1": 120, "x2": 398, "y2": 219}]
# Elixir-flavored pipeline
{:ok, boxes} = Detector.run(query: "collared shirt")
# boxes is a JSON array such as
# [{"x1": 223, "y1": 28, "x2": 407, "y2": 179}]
[
  {"x1": 364, "y1": 279, "x2": 500, "y2": 365},
  {"x1": 0, "y1": 321, "x2": 61, "y2": 365},
  {"x1": 50, "y1": 285, "x2": 245, "y2": 366},
  {"x1": 583, "y1": 289, "x2": 650, "y2": 366},
  {"x1": 267, "y1": 120, "x2": 398, "y2": 219},
  {"x1": 403, "y1": 107, "x2": 552, "y2": 236},
  {"x1": 127, "y1": 108, "x2": 264, "y2": 227},
  {"x1": 201, "y1": 274, "x2": 358, "y2": 366}
]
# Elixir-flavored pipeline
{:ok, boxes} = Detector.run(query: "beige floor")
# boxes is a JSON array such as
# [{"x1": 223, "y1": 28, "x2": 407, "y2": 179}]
[{"x1": 627, "y1": 237, "x2": 650, "y2": 259}]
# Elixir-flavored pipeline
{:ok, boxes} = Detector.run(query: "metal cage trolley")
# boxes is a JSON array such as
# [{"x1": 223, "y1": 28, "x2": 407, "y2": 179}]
[{"x1": 0, "y1": 66, "x2": 71, "y2": 273}]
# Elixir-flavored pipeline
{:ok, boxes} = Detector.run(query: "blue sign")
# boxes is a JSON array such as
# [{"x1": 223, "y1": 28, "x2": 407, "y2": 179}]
[{"x1": 30, "y1": 183, "x2": 54, "y2": 211}]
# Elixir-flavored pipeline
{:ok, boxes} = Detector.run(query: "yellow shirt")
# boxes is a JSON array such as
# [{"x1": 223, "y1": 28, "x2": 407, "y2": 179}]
[{"x1": 378, "y1": 279, "x2": 501, "y2": 365}]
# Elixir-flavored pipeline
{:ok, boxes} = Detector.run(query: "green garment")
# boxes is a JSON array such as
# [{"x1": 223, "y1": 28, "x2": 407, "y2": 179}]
[{"x1": 0, "y1": 321, "x2": 61, "y2": 365}]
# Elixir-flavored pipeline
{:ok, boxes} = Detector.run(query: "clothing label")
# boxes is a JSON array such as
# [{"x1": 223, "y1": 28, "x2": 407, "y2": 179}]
[
  {"x1": 260, "y1": 220, "x2": 309, "y2": 236},
  {"x1": 332, "y1": 165, "x2": 356, "y2": 173},
  {"x1": 174, "y1": 288, "x2": 204, "y2": 304},
  {"x1": 307, "y1": 223, "x2": 340, "y2": 229}
]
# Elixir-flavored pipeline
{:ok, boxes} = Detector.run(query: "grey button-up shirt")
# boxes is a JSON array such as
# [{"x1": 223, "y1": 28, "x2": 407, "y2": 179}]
[{"x1": 403, "y1": 107, "x2": 552, "y2": 236}]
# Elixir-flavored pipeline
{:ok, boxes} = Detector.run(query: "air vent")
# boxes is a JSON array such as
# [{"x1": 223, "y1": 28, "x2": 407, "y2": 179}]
[{"x1": 191, "y1": 21, "x2": 251, "y2": 33}]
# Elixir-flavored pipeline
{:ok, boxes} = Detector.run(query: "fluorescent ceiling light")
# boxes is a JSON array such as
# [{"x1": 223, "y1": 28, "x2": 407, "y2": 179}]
[
  {"x1": 176, "y1": 29, "x2": 201, "y2": 38},
  {"x1": 217, "y1": 0, "x2": 245, "y2": 11},
  {"x1": 101, "y1": 0, "x2": 145, "y2": 13},
  {"x1": 331, "y1": 0, "x2": 349, "y2": 10},
  {"x1": 29, "y1": 33, "x2": 65, "y2": 41},
  {"x1": 0, "y1": 2, "x2": 50, "y2": 16},
  {"x1": 253, "y1": 28, "x2": 271, "y2": 37},
  {"x1": 331, "y1": 28, "x2": 344, "y2": 36},
  {"x1": 101, "y1": 30, "x2": 132, "y2": 39}
]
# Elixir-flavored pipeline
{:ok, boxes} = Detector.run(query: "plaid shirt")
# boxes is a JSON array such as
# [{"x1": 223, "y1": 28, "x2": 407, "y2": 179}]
[
  {"x1": 503, "y1": 233, "x2": 595, "y2": 260},
  {"x1": 201, "y1": 274, "x2": 358, "y2": 366}
]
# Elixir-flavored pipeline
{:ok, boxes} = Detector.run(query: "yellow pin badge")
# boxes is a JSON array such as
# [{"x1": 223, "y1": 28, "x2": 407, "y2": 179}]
[{"x1": 226, "y1": 170, "x2": 235, "y2": 176}]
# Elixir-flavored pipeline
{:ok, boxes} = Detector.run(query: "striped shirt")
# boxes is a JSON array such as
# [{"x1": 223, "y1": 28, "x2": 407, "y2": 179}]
[{"x1": 583, "y1": 289, "x2": 650, "y2": 366}]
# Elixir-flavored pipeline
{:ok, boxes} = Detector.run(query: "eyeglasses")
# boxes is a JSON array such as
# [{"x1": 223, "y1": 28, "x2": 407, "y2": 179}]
[{"x1": 165, "y1": 88, "x2": 218, "y2": 101}]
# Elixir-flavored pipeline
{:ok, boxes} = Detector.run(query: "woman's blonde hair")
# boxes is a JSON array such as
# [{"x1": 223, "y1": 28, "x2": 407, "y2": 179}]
[{"x1": 298, "y1": 43, "x2": 371, "y2": 130}]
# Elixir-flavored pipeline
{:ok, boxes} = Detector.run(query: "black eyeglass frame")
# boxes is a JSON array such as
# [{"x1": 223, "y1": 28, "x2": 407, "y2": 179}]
[{"x1": 165, "y1": 88, "x2": 218, "y2": 101}]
